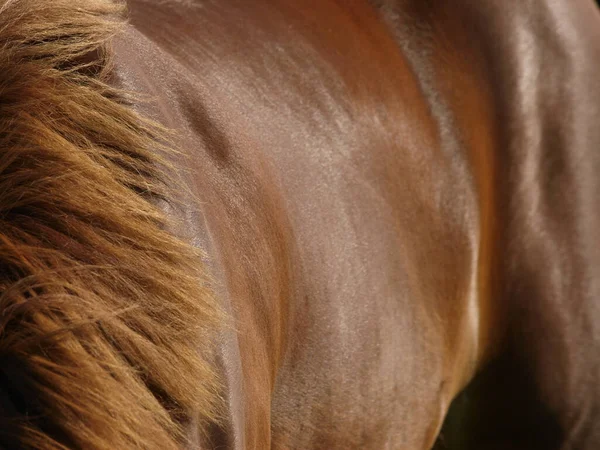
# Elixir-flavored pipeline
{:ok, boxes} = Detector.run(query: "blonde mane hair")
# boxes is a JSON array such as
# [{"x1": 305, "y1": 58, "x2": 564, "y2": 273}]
[{"x1": 0, "y1": 0, "x2": 223, "y2": 448}]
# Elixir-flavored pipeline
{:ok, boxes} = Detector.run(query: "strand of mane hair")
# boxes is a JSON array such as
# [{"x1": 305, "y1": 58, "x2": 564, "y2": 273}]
[{"x1": 0, "y1": 1, "x2": 224, "y2": 448}]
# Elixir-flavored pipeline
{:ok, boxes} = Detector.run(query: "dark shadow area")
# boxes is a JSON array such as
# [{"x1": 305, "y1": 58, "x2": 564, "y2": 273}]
[{"x1": 433, "y1": 348, "x2": 562, "y2": 450}]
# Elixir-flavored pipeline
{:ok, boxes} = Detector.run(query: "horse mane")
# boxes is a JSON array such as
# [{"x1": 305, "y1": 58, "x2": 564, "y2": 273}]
[{"x1": 0, "y1": 0, "x2": 223, "y2": 448}]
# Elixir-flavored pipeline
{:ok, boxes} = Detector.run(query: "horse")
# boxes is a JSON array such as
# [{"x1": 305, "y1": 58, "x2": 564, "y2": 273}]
[{"x1": 1, "y1": 0, "x2": 599, "y2": 448}]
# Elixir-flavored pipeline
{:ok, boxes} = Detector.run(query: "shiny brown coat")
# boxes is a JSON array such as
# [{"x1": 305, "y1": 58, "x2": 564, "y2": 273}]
[{"x1": 112, "y1": 0, "x2": 600, "y2": 448}]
